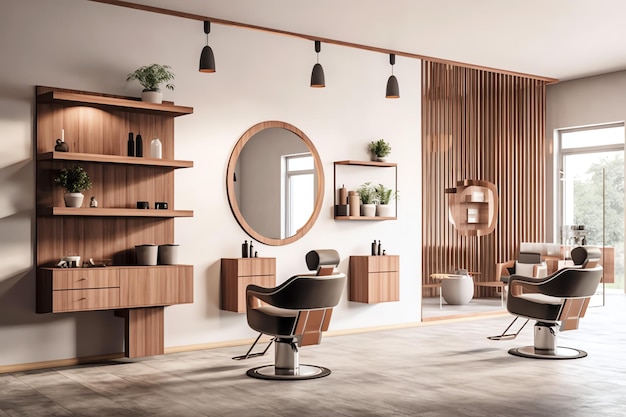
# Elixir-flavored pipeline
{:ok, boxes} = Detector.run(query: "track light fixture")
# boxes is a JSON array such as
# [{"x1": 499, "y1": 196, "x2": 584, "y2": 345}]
[
  {"x1": 385, "y1": 54, "x2": 399, "y2": 99},
  {"x1": 310, "y1": 40, "x2": 325, "y2": 88},
  {"x1": 199, "y1": 20, "x2": 216, "y2": 73}
]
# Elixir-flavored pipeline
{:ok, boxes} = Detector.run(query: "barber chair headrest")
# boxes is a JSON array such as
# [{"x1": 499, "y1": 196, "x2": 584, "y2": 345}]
[
  {"x1": 305, "y1": 249, "x2": 340, "y2": 275},
  {"x1": 571, "y1": 246, "x2": 602, "y2": 268}
]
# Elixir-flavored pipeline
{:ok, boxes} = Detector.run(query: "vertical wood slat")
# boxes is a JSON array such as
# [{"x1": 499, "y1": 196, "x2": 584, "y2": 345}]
[{"x1": 421, "y1": 62, "x2": 546, "y2": 298}]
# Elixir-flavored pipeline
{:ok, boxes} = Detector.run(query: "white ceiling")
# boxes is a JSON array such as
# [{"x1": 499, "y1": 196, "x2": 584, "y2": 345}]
[{"x1": 112, "y1": 0, "x2": 626, "y2": 82}]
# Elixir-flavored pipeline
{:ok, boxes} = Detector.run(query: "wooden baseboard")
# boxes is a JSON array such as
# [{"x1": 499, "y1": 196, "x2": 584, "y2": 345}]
[{"x1": 0, "y1": 352, "x2": 125, "y2": 374}]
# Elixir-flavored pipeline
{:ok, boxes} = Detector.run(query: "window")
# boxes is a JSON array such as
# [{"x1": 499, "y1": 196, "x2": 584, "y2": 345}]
[
  {"x1": 283, "y1": 153, "x2": 315, "y2": 238},
  {"x1": 557, "y1": 123, "x2": 624, "y2": 289}
]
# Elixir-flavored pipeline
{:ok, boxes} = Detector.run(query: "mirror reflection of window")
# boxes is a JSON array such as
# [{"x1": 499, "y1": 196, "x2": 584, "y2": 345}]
[{"x1": 283, "y1": 153, "x2": 314, "y2": 238}]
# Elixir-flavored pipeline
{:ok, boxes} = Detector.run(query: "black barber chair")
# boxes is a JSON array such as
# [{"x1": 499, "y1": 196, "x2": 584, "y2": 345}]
[
  {"x1": 244, "y1": 249, "x2": 346, "y2": 379},
  {"x1": 504, "y1": 246, "x2": 603, "y2": 359}
]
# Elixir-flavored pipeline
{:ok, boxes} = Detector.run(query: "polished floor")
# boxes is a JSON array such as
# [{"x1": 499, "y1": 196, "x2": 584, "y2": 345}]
[{"x1": 1, "y1": 292, "x2": 625, "y2": 417}]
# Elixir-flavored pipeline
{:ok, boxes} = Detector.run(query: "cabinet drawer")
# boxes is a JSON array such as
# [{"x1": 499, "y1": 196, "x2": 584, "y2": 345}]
[
  {"x1": 119, "y1": 266, "x2": 193, "y2": 307},
  {"x1": 367, "y1": 255, "x2": 399, "y2": 273},
  {"x1": 236, "y1": 258, "x2": 276, "y2": 276},
  {"x1": 52, "y1": 269, "x2": 120, "y2": 290},
  {"x1": 53, "y1": 288, "x2": 120, "y2": 312}
]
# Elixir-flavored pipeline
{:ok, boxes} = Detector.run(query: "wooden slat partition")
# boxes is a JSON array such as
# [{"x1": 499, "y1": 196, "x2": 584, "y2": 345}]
[{"x1": 422, "y1": 62, "x2": 547, "y2": 298}]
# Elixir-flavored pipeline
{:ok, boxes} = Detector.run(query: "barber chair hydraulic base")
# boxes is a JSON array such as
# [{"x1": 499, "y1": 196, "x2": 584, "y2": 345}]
[
  {"x1": 508, "y1": 322, "x2": 587, "y2": 359},
  {"x1": 247, "y1": 338, "x2": 331, "y2": 380}
]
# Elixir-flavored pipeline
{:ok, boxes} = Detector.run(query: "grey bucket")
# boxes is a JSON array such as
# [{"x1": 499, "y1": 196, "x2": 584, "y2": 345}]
[
  {"x1": 158, "y1": 244, "x2": 179, "y2": 265},
  {"x1": 135, "y1": 244, "x2": 158, "y2": 265}
]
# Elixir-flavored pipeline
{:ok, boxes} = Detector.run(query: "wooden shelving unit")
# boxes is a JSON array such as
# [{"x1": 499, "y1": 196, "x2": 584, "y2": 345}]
[
  {"x1": 333, "y1": 160, "x2": 398, "y2": 220},
  {"x1": 35, "y1": 86, "x2": 194, "y2": 359}
]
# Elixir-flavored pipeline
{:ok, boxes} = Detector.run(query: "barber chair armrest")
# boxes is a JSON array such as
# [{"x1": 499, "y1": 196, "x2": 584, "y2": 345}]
[{"x1": 509, "y1": 274, "x2": 546, "y2": 296}]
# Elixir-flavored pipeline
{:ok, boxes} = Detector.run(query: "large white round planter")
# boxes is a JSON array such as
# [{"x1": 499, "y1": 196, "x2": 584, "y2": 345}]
[
  {"x1": 64, "y1": 192, "x2": 84, "y2": 208},
  {"x1": 376, "y1": 204, "x2": 395, "y2": 217},
  {"x1": 360, "y1": 203, "x2": 376, "y2": 217},
  {"x1": 141, "y1": 90, "x2": 163, "y2": 104}
]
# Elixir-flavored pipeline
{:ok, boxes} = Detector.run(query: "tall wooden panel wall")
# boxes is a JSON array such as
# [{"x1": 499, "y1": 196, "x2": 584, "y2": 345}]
[{"x1": 421, "y1": 62, "x2": 547, "y2": 296}]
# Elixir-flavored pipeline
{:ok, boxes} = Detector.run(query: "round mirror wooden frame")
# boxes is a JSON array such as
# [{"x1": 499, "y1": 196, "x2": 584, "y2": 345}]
[{"x1": 226, "y1": 121, "x2": 325, "y2": 246}]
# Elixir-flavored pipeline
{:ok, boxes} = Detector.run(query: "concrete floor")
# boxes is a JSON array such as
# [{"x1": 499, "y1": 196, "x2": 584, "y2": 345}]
[{"x1": 1, "y1": 292, "x2": 625, "y2": 417}]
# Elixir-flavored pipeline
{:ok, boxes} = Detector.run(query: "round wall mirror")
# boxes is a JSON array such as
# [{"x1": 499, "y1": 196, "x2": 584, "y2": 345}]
[{"x1": 226, "y1": 121, "x2": 325, "y2": 246}]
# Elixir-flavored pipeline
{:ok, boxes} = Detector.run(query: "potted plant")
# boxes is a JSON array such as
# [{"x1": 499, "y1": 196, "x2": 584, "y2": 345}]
[
  {"x1": 54, "y1": 165, "x2": 92, "y2": 208},
  {"x1": 368, "y1": 139, "x2": 392, "y2": 162},
  {"x1": 357, "y1": 182, "x2": 376, "y2": 217},
  {"x1": 373, "y1": 183, "x2": 398, "y2": 217},
  {"x1": 127, "y1": 64, "x2": 175, "y2": 104}
]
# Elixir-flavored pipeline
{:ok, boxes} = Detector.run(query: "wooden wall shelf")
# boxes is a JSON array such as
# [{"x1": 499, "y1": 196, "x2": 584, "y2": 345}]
[
  {"x1": 38, "y1": 152, "x2": 193, "y2": 168},
  {"x1": 333, "y1": 160, "x2": 398, "y2": 220},
  {"x1": 37, "y1": 88, "x2": 193, "y2": 117},
  {"x1": 334, "y1": 216, "x2": 396, "y2": 221},
  {"x1": 334, "y1": 160, "x2": 397, "y2": 168},
  {"x1": 43, "y1": 207, "x2": 194, "y2": 218}
]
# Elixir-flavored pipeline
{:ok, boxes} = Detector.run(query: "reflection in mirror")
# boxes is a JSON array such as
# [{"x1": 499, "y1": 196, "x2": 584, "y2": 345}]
[{"x1": 227, "y1": 121, "x2": 324, "y2": 246}]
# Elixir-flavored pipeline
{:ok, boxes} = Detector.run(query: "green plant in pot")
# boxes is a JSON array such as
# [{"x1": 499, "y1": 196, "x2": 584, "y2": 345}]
[
  {"x1": 368, "y1": 139, "x2": 391, "y2": 162},
  {"x1": 357, "y1": 182, "x2": 376, "y2": 217},
  {"x1": 54, "y1": 165, "x2": 92, "y2": 208},
  {"x1": 127, "y1": 64, "x2": 175, "y2": 104},
  {"x1": 374, "y1": 183, "x2": 398, "y2": 217}
]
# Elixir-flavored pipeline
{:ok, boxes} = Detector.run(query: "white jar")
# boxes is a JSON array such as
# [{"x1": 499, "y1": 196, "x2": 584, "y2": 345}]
[{"x1": 150, "y1": 137, "x2": 162, "y2": 159}]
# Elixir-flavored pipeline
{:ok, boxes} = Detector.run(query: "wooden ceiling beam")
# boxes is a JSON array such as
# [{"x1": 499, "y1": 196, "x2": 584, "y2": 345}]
[{"x1": 87, "y1": 0, "x2": 559, "y2": 83}]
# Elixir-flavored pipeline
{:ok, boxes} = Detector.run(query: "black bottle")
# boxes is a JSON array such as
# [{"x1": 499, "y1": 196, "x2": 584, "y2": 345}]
[
  {"x1": 371, "y1": 240, "x2": 377, "y2": 256},
  {"x1": 249, "y1": 241, "x2": 254, "y2": 258},
  {"x1": 378, "y1": 240, "x2": 382, "y2": 256},
  {"x1": 127, "y1": 132, "x2": 135, "y2": 156},
  {"x1": 242, "y1": 240, "x2": 248, "y2": 258},
  {"x1": 136, "y1": 133, "x2": 143, "y2": 157}
]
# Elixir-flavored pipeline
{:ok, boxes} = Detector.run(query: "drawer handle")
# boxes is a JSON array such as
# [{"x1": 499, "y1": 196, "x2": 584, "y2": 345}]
[
  {"x1": 78, "y1": 278, "x2": 87, "y2": 281},
  {"x1": 78, "y1": 297, "x2": 87, "y2": 301}
]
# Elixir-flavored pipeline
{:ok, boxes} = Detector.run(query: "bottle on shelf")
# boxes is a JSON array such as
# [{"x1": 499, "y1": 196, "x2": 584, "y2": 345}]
[
  {"x1": 127, "y1": 132, "x2": 135, "y2": 156},
  {"x1": 150, "y1": 137, "x2": 162, "y2": 159},
  {"x1": 242, "y1": 240, "x2": 249, "y2": 258},
  {"x1": 136, "y1": 133, "x2": 143, "y2": 157},
  {"x1": 371, "y1": 239, "x2": 377, "y2": 256},
  {"x1": 348, "y1": 191, "x2": 360, "y2": 216}
]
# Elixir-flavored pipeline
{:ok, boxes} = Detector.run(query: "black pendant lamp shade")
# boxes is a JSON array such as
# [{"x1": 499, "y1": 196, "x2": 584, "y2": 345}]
[
  {"x1": 310, "y1": 40, "x2": 325, "y2": 88},
  {"x1": 199, "y1": 20, "x2": 216, "y2": 73},
  {"x1": 385, "y1": 54, "x2": 399, "y2": 98}
]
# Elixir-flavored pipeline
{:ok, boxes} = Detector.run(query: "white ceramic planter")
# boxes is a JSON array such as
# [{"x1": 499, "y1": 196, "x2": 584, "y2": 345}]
[
  {"x1": 376, "y1": 204, "x2": 395, "y2": 217},
  {"x1": 141, "y1": 90, "x2": 163, "y2": 104},
  {"x1": 360, "y1": 203, "x2": 376, "y2": 217},
  {"x1": 64, "y1": 192, "x2": 84, "y2": 208}
]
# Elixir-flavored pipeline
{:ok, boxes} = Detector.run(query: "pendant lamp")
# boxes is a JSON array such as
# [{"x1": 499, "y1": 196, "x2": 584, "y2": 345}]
[
  {"x1": 310, "y1": 40, "x2": 325, "y2": 88},
  {"x1": 385, "y1": 54, "x2": 399, "y2": 98},
  {"x1": 199, "y1": 20, "x2": 216, "y2": 73}
]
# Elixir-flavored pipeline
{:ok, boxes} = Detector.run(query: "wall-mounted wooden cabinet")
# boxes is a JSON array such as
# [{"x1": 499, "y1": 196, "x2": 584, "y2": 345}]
[
  {"x1": 333, "y1": 160, "x2": 398, "y2": 220},
  {"x1": 220, "y1": 258, "x2": 276, "y2": 313},
  {"x1": 35, "y1": 86, "x2": 194, "y2": 358},
  {"x1": 349, "y1": 255, "x2": 400, "y2": 303}
]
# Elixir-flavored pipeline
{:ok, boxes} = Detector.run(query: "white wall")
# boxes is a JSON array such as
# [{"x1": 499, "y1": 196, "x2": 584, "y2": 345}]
[
  {"x1": 0, "y1": 0, "x2": 422, "y2": 367},
  {"x1": 546, "y1": 70, "x2": 626, "y2": 241}
]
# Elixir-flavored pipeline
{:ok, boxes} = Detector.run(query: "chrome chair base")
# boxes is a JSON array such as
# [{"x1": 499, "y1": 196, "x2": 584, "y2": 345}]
[
  {"x1": 247, "y1": 364, "x2": 331, "y2": 380},
  {"x1": 508, "y1": 346, "x2": 587, "y2": 359}
]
